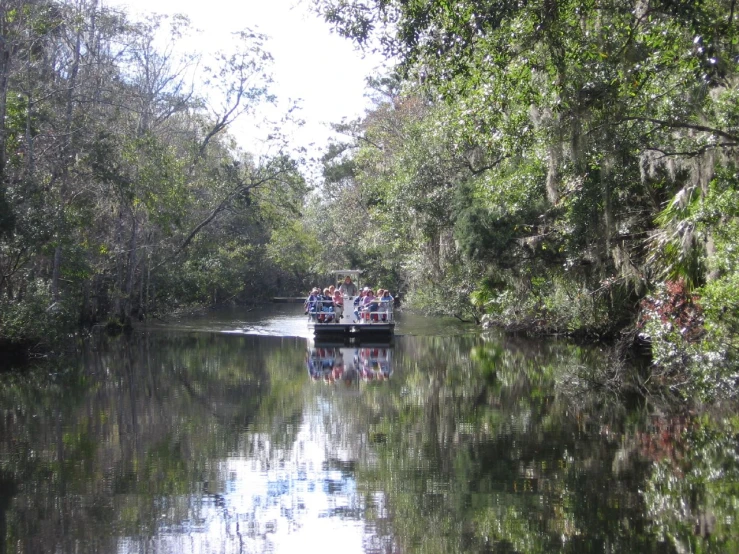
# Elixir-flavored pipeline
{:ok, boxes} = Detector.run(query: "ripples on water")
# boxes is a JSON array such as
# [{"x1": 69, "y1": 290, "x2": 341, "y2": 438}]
[{"x1": 1, "y1": 305, "x2": 737, "y2": 553}]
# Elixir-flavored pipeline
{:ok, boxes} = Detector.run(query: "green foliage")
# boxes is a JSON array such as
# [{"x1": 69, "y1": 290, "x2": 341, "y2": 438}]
[
  {"x1": 692, "y1": 173, "x2": 739, "y2": 387},
  {"x1": 267, "y1": 221, "x2": 321, "y2": 276},
  {"x1": 650, "y1": 187, "x2": 708, "y2": 290},
  {"x1": 639, "y1": 280, "x2": 703, "y2": 376},
  {"x1": 644, "y1": 417, "x2": 739, "y2": 554},
  {"x1": 700, "y1": 273, "x2": 739, "y2": 360},
  {"x1": 180, "y1": 242, "x2": 257, "y2": 305},
  {"x1": 123, "y1": 134, "x2": 190, "y2": 230},
  {"x1": 640, "y1": 169, "x2": 739, "y2": 395},
  {"x1": 311, "y1": 0, "x2": 739, "y2": 396},
  {"x1": 0, "y1": 1, "x2": 310, "y2": 344},
  {"x1": 477, "y1": 270, "x2": 618, "y2": 336},
  {"x1": 0, "y1": 279, "x2": 74, "y2": 346},
  {"x1": 0, "y1": 187, "x2": 14, "y2": 239}
]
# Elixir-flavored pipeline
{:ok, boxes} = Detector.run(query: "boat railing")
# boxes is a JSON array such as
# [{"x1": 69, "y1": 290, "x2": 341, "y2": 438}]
[
  {"x1": 307, "y1": 307, "x2": 338, "y2": 323},
  {"x1": 307, "y1": 295, "x2": 394, "y2": 324},
  {"x1": 356, "y1": 299, "x2": 394, "y2": 323}
]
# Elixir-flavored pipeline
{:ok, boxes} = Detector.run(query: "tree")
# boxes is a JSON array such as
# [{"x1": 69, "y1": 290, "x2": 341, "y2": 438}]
[
  {"x1": 312, "y1": 0, "x2": 739, "y2": 387},
  {"x1": 0, "y1": 1, "x2": 309, "y2": 346}
]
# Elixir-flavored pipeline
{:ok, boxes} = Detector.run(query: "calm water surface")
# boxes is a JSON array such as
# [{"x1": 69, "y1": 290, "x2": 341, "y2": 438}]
[{"x1": 1, "y1": 306, "x2": 737, "y2": 553}]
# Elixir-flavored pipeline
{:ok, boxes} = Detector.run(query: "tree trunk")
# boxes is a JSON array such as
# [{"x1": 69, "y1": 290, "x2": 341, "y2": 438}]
[
  {"x1": 123, "y1": 216, "x2": 138, "y2": 321},
  {"x1": 603, "y1": 177, "x2": 613, "y2": 257},
  {"x1": 113, "y1": 214, "x2": 124, "y2": 319},
  {"x1": 145, "y1": 250, "x2": 152, "y2": 318},
  {"x1": 0, "y1": 4, "x2": 10, "y2": 188},
  {"x1": 51, "y1": 245, "x2": 62, "y2": 302},
  {"x1": 602, "y1": 154, "x2": 614, "y2": 265},
  {"x1": 138, "y1": 248, "x2": 146, "y2": 320},
  {"x1": 50, "y1": 6, "x2": 83, "y2": 307}
]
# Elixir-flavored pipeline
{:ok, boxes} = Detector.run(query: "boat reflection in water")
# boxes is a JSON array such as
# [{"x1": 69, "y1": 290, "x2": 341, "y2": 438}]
[{"x1": 306, "y1": 340, "x2": 393, "y2": 385}]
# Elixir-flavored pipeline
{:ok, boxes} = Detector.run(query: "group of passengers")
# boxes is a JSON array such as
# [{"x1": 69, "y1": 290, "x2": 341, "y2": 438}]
[
  {"x1": 304, "y1": 275, "x2": 394, "y2": 323},
  {"x1": 304, "y1": 285, "x2": 344, "y2": 322},
  {"x1": 352, "y1": 287, "x2": 394, "y2": 321}
]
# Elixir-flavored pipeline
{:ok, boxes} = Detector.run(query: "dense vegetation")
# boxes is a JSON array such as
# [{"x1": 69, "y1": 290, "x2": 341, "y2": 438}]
[
  {"x1": 305, "y1": 0, "x2": 739, "y2": 397},
  {"x1": 0, "y1": 0, "x2": 310, "y2": 349},
  {"x1": 2, "y1": 0, "x2": 738, "y2": 398}
]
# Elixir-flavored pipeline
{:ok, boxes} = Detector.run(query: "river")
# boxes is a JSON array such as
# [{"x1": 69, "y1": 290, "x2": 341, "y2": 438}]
[{"x1": 0, "y1": 305, "x2": 737, "y2": 553}]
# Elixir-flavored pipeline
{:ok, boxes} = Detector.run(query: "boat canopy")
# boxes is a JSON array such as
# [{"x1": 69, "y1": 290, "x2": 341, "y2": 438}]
[{"x1": 331, "y1": 269, "x2": 362, "y2": 285}]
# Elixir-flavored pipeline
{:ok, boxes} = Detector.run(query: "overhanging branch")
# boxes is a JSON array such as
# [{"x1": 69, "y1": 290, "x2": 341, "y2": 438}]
[
  {"x1": 645, "y1": 142, "x2": 738, "y2": 159},
  {"x1": 622, "y1": 116, "x2": 739, "y2": 143}
]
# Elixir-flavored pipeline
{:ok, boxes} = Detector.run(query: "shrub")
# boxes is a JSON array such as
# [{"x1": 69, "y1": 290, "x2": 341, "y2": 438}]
[
  {"x1": 477, "y1": 271, "x2": 617, "y2": 336},
  {"x1": 0, "y1": 280, "x2": 74, "y2": 349}
]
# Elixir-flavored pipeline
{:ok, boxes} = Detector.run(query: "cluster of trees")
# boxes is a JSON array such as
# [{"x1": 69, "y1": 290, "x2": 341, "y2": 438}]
[
  {"x1": 307, "y1": 0, "x2": 739, "y2": 395},
  {"x1": 3, "y1": 0, "x2": 737, "y2": 396},
  {"x1": 0, "y1": 0, "x2": 312, "y2": 348}
]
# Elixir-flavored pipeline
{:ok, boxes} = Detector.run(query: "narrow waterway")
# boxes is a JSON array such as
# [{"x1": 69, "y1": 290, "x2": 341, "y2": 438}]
[{"x1": 0, "y1": 306, "x2": 736, "y2": 553}]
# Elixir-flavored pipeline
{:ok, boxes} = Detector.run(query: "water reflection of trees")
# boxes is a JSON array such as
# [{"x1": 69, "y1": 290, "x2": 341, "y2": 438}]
[
  {"x1": 0, "y1": 332, "x2": 306, "y2": 554},
  {"x1": 1, "y1": 331, "x2": 737, "y2": 553},
  {"x1": 346, "y1": 334, "x2": 731, "y2": 553},
  {"x1": 642, "y1": 414, "x2": 739, "y2": 554}
]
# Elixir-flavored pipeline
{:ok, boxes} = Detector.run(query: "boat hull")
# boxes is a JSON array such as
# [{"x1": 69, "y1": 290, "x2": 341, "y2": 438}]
[{"x1": 308, "y1": 321, "x2": 395, "y2": 338}]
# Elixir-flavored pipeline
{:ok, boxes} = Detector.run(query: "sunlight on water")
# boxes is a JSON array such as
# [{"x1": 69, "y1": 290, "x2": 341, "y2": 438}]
[
  {"x1": 146, "y1": 305, "x2": 314, "y2": 338},
  {"x1": 117, "y1": 398, "x2": 370, "y2": 554},
  {"x1": 144, "y1": 303, "x2": 475, "y2": 339}
]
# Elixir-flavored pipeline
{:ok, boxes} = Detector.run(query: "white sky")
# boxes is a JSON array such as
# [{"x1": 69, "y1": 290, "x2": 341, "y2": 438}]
[{"x1": 108, "y1": 0, "x2": 385, "y2": 169}]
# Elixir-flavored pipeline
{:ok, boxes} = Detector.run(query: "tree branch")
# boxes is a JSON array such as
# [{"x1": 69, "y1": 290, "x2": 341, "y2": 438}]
[
  {"x1": 645, "y1": 143, "x2": 738, "y2": 159},
  {"x1": 464, "y1": 154, "x2": 509, "y2": 176},
  {"x1": 622, "y1": 116, "x2": 739, "y2": 143},
  {"x1": 172, "y1": 166, "x2": 293, "y2": 258}
]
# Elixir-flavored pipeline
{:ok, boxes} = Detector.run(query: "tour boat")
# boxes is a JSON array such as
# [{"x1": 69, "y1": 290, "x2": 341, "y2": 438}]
[{"x1": 306, "y1": 270, "x2": 395, "y2": 340}]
